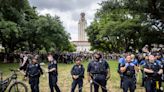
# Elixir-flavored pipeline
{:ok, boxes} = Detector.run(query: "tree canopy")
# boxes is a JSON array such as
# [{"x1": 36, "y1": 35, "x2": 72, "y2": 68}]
[
  {"x1": 86, "y1": 0, "x2": 164, "y2": 53},
  {"x1": 0, "y1": 0, "x2": 75, "y2": 60}
]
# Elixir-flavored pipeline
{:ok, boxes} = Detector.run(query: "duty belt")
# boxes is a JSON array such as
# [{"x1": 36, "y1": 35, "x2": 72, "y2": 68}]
[
  {"x1": 124, "y1": 75, "x2": 135, "y2": 79},
  {"x1": 92, "y1": 73, "x2": 106, "y2": 77},
  {"x1": 145, "y1": 77, "x2": 154, "y2": 80}
]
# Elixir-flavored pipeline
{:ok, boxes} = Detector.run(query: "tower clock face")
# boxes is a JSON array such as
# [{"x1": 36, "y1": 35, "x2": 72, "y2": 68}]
[{"x1": 81, "y1": 12, "x2": 85, "y2": 18}]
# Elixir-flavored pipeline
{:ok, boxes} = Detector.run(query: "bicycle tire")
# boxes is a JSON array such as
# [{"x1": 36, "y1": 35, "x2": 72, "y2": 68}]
[{"x1": 8, "y1": 81, "x2": 28, "y2": 92}]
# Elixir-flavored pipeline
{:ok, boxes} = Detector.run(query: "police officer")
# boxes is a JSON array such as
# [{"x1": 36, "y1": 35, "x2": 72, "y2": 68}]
[
  {"x1": 155, "y1": 53, "x2": 163, "y2": 62},
  {"x1": 47, "y1": 53, "x2": 61, "y2": 92},
  {"x1": 120, "y1": 55, "x2": 138, "y2": 92},
  {"x1": 130, "y1": 54, "x2": 138, "y2": 85},
  {"x1": 144, "y1": 54, "x2": 163, "y2": 92},
  {"x1": 118, "y1": 54, "x2": 126, "y2": 88},
  {"x1": 139, "y1": 55, "x2": 148, "y2": 87},
  {"x1": 71, "y1": 57, "x2": 85, "y2": 92},
  {"x1": 26, "y1": 56, "x2": 43, "y2": 92},
  {"x1": 161, "y1": 55, "x2": 164, "y2": 92},
  {"x1": 154, "y1": 53, "x2": 163, "y2": 92},
  {"x1": 87, "y1": 52, "x2": 110, "y2": 92}
]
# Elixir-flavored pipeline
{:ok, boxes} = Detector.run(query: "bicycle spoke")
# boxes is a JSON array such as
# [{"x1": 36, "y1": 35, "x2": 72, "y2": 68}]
[
  {"x1": 14, "y1": 84, "x2": 17, "y2": 92},
  {"x1": 10, "y1": 83, "x2": 27, "y2": 92},
  {"x1": 16, "y1": 83, "x2": 19, "y2": 92}
]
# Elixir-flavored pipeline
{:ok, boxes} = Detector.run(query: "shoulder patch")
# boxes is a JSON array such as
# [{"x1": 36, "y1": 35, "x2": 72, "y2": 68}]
[{"x1": 36, "y1": 64, "x2": 38, "y2": 67}]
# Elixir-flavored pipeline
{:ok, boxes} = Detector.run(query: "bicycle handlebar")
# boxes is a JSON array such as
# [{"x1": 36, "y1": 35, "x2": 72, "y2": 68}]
[{"x1": 9, "y1": 69, "x2": 19, "y2": 72}]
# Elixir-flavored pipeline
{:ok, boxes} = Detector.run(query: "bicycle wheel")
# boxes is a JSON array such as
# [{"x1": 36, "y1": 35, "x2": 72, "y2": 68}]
[{"x1": 8, "y1": 81, "x2": 28, "y2": 92}]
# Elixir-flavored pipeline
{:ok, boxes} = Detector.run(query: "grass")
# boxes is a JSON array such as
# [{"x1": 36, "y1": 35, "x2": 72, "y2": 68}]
[{"x1": 0, "y1": 61, "x2": 145, "y2": 92}]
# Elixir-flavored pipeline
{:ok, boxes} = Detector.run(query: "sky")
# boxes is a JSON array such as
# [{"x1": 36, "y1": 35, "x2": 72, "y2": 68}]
[{"x1": 28, "y1": 0, "x2": 103, "y2": 41}]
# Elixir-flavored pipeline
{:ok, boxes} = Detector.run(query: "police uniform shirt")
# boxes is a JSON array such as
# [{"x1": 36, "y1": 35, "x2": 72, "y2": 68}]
[
  {"x1": 139, "y1": 60, "x2": 148, "y2": 70},
  {"x1": 118, "y1": 58, "x2": 126, "y2": 73},
  {"x1": 121, "y1": 63, "x2": 135, "y2": 78},
  {"x1": 161, "y1": 59, "x2": 164, "y2": 80},
  {"x1": 87, "y1": 59, "x2": 109, "y2": 75},
  {"x1": 131, "y1": 59, "x2": 138, "y2": 66},
  {"x1": 139, "y1": 60, "x2": 146, "y2": 66},
  {"x1": 26, "y1": 63, "x2": 42, "y2": 77},
  {"x1": 119, "y1": 58, "x2": 126, "y2": 65},
  {"x1": 144, "y1": 61, "x2": 163, "y2": 77},
  {"x1": 162, "y1": 59, "x2": 164, "y2": 72},
  {"x1": 71, "y1": 64, "x2": 85, "y2": 78},
  {"x1": 48, "y1": 60, "x2": 58, "y2": 75}
]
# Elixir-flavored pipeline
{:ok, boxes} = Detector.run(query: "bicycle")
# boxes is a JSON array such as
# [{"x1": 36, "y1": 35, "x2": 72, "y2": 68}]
[{"x1": 0, "y1": 69, "x2": 28, "y2": 92}]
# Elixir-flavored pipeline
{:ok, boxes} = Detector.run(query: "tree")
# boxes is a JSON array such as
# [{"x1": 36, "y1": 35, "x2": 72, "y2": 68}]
[
  {"x1": 0, "y1": 21, "x2": 21, "y2": 53},
  {"x1": 86, "y1": 0, "x2": 164, "y2": 53},
  {"x1": 27, "y1": 15, "x2": 71, "y2": 52},
  {"x1": 0, "y1": 0, "x2": 35, "y2": 61},
  {"x1": 0, "y1": 0, "x2": 73, "y2": 62}
]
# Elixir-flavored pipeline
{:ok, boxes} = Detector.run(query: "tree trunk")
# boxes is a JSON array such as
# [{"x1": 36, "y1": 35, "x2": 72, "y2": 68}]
[{"x1": 3, "y1": 48, "x2": 8, "y2": 63}]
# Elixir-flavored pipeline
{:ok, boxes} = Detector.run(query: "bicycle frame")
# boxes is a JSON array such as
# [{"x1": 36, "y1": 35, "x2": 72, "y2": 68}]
[{"x1": 0, "y1": 70, "x2": 18, "y2": 92}]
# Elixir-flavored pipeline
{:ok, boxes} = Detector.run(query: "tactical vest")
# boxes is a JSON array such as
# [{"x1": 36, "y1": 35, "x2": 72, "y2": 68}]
[
  {"x1": 72, "y1": 65, "x2": 84, "y2": 78},
  {"x1": 48, "y1": 60, "x2": 58, "y2": 75},
  {"x1": 90, "y1": 60, "x2": 107, "y2": 75},
  {"x1": 27, "y1": 64, "x2": 41, "y2": 77},
  {"x1": 123, "y1": 64, "x2": 135, "y2": 78},
  {"x1": 145, "y1": 61, "x2": 160, "y2": 77}
]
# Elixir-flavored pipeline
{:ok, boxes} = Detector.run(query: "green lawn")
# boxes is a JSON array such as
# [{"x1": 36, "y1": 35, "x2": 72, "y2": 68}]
[{"x1": 0, "y1": 61, "x2": 145, "y2": 92}]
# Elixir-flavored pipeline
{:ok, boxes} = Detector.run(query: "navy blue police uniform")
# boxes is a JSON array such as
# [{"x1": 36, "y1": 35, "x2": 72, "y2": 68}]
[
  {"x1": 144, "y1": 60, "x2": 163, "y2": 92},
  {"x1": 26, "y1": 63, "x2": 43, "y2": 92},
  {"x1": 139, "y1": 59, "x2": 148, "y2": 87},
  {"x1": 155, "y1": 57, "x2": 163, "y2": 92},
  {"x1": 71, "y1": 64, "x2": 85, "y2": 92},
  {"x1": 87, "y1": 59, "x2": 109, "y2": 92},
  {"x1": 161, "y1": 58, "x2": 164, "y2": 92},
  {"x1": 118, "y1": 57, "x2": 126, "y2": 88},
  {"x1": 121, "y1": 62, "x2": 136, "y2": 92},
  {"x1": 48, "y1": 60, "x2": 61, "y2": 92},
  {"x1": 161, "y1": 59, "x2": 164, "y2": 82}
]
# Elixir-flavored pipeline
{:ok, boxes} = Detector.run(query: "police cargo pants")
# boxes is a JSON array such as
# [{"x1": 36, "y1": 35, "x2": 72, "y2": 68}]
[
  {"x1": 93, "y1": 75, "x2": 107, "y2": 92},
  {"x1": 123, "y1": 77, "x2": 136, "y2": 92},
  {"x1": 49, "y1": 75, "x2": 61, "y2": 92},
  {"x1": 71, "y1": 78, "x2": 83, "y2": 92},
  {"x1": 29, "y1": 77, "x2": 39, "y2": 92},
  {"x1": 145, "y1": 79, "x2": 157, "y2": 92}
]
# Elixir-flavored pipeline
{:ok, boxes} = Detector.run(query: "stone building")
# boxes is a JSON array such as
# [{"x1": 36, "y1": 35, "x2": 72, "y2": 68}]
[{"x1": 73, "y1": 13, "x2": 91, "y2": 52}]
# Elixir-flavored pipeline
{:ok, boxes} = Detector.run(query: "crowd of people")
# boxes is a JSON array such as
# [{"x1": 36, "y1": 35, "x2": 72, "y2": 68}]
[
  {"x1": 18, "y1": 51, "x2": 92, "y2": 64},
  {"x1": 118, "y1": 45, "x2": 164, "y2": 92},
  {"x1": 19, "y1": 52, "x2": 110, "y2": 92},
  {"x1": 17, "y1": 44, "x2": 164, "y2": 92}
]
